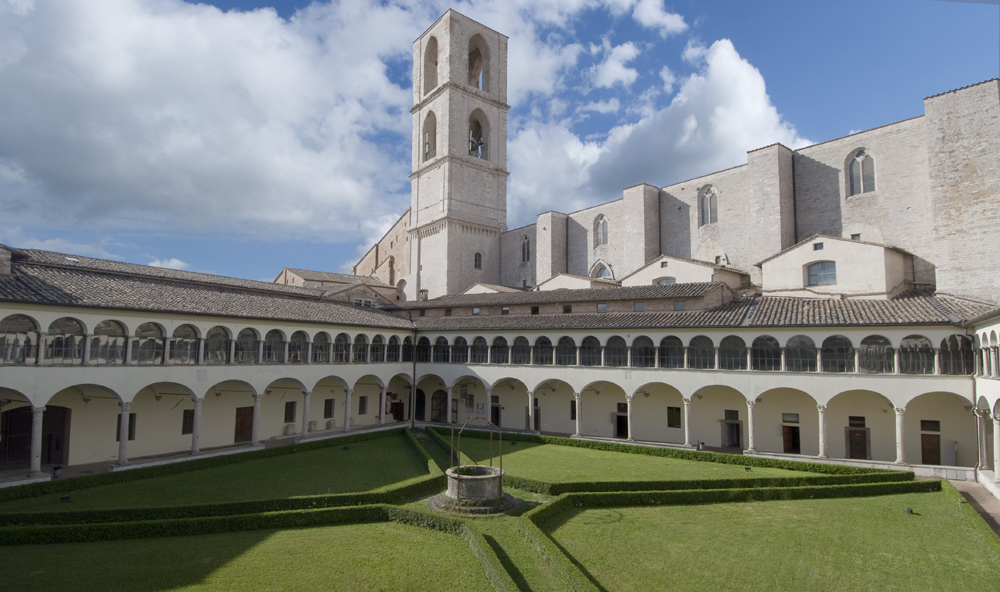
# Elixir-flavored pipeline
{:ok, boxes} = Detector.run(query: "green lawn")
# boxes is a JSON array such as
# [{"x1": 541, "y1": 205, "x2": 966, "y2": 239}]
[
  {"x1": 544, "y1": 491, "x2": 1000, "y2": 592},
  {"x1": 3, "y1": 521, "x2": 493, "y2": 592},
  {"x1": 0, "y1": 434, "x2": 429, "y2": 512},
  {"x1": 457, "y1": 439, "x2": 823, "y2": 483}
]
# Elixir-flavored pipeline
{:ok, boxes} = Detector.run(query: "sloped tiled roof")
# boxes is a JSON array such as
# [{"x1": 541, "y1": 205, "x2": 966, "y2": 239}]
[
  {"x1": 461, "y1": 283, "x2": 528, "y2": 294},
  {"x1": 282, "y1": 268, "x2": 391, "y2": 287},
  {"x1": 391, "y1": 283, "x2": 724, "y2": 310}
]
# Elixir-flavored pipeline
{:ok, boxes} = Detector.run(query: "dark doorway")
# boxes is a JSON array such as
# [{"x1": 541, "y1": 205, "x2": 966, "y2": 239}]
[
  {"x1": 491, "y1": 404, "x2": 501, "y2": 427},
  {"x1": 415, "y1": 389, "x2": 426, "y2": 422},
  {"x1": 234, "y1": 406, "x2": 254, "y2": 443},
  {"x1": 0, "y1": 405, "x2": 71, "y2": 469},
  {"x1": 921, "y1": 434, "x2": 941, "y2": 465},
  {"x1": 782, "y1": 425, "x2": 801, "y2": 454},
  {"x1": 847, "y1": 428, "x2": 868, "y2": 459},
  {"x1": 616, "y1": 414, "x2": 628, "y2": 439},
  {"x1": 723, "y1": 422, "x2": 741, "y2": 448},
  {"x1": 391, "y1": 402, "x2": 404, "y2": 421},
  {"x1": 430, "y1": 390, "x2": 447, "y2": 423}
]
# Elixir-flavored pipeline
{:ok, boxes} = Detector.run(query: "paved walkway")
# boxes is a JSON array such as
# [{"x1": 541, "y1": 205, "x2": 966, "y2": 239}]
[{"x1": 951, "y1": 480, "x2": 1000, "y2": 537}]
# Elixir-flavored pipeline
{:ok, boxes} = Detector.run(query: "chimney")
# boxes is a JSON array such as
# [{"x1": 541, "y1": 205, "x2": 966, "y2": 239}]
[{"x1": 418, "y1": 289, "x2": 429, "y2": 302}]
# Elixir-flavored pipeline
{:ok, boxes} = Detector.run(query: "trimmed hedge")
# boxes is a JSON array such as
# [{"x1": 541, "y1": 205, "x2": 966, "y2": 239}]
[
  {"x1": 403, "y1": 428, "x2": 444, "y2": 477},
  {"x1": 435, "y1": 427, "x2": 896, "y2": 475},
  {"x1": 940, "y1": 480, "x2": 1000, "y2": 553},
  {"x1": 511, "y1": 516, "x2": 601, "y2": 592},
  {"x1": 0, "y1": 428, "x2": 408, "y2": 504},
  {"x1": 426, "y1": 424, "x2": 476, "y2": 468},
  {"x1": 526, "y1": 480, "x2": 943, "y2": 526}
]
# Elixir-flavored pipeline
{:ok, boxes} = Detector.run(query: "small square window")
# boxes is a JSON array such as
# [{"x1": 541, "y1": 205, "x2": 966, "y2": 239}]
[
  {"x1": 472, "y1": 308, "x2": 480, "y2": 316},
  {"x1": 851, "y1": 234, "x2": 861, "y2": 242},
  {"x1": 782, "y1": 413, "x2": 800, "y2": 423},
  {"x1": 531, "y1": 306, "x2": 539, "y2": 315},
  {"x1": 445, "y1": 308, "x2": 452, "y2": 317},
  {"x1": 813, "y1": 243, "x2": 824, "y2": 250},
  {"x1": 324, "y1": 398, "x2": 334, "y2": 419},
  {"x1": 673, "y1": 301, "x2": 685, "y2": 311},
  {"x1": 617, "y1": 403, "x2": 628, "y2": 413},
  {"x1": 522, "y1": 280, "x2": 528, "y2": 288},
  {"x1": 715, "y1": 256, "x2": 722, "y2": 264},
  {"x1": 284, "y1": 401, "x2": 297, "y2": 423},
  {"x1": 849, "y1": 416, "x2": 866, "y2": 428},
  {"x1": 634, "y1": 303, "x2": 645, "y2": 312},
  {"x1": 563, "y1": 305, "x2": 572, "y2": 314},
  {"x1": 419, "y1": 309, "x2": 425, "y2": 317},
  {"x1": 359, "y1": 395, "x2": 368, "y2": 415},
  {"x1": 920, "y1": 420, "x2": 940, "y2": 432},
  {"x1": 660, "y1": 261, "x2": 669, "y2": 268},
  {"x1": 502, "y1": 307, "x2": 509, "y2": 315},
  {"x1": 597, "y1": 303, "x2": 607, "y2": 313},
  {"x1": 724, "y1": 409, "x2": 739, "y2": 421},
  {"x1": 667, "y1": 406, "x2": 681, "y2": 428},
  {"x1": 181, "y1": 409, "x2": 194, "y2": 435}
]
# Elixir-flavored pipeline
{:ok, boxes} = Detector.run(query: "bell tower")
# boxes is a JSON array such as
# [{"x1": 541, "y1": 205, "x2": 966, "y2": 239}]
[{"x1": 406, "y1": 10, "x2": 509, "y2": 299}]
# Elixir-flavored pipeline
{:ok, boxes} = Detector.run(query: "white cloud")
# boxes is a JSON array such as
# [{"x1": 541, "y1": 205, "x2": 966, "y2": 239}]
[
  {"x1": 148, "y1": 257, "x2": 189, "y2": 270},
  {"x1": 659, "y1": 65, "x2": 676, "y2": 93},
  {"x1": 631, "y1": 0, "x2": 687, "y2": 38},
  {"x1": 591, "y1": 41, "x2": 641, "y2": 88},
  {"x1": 579, "y1": 98, "x2": 621, "y2": 113},
  {"x1": 0, "y1": 228, "x2": 121, "y2": 259}
]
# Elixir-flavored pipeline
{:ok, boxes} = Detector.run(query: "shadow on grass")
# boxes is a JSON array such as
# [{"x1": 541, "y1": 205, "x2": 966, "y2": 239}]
[
  {"x1": 483, "y1": 534, "x2": 532, "y2": 592},
  {"x1": 545, "y1": 531, "x2": 612, "y2": 592}
]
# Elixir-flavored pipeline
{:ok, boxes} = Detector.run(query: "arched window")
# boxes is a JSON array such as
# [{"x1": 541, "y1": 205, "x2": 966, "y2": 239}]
[
  {"x1": 0, "y1": 314, "x2": 37, "y2": 365},
  {"x1": 468, "y1": 35, "x2": 489, "y2": 91},
  {"x1": 204, "y1": 326, "x2": 230, "y2": 365},
  {"x1": 556, "y1": 337, "x2": 576, "y2": 366},
  {"x1": 422, "y1": 111, "x2": 437, "y2": 161},
  {"x1": 719, "y1": 336, "x2": 747, "y2": 370},
  {"x1": 848, "y1": 149, "x2": 875, "y2": 195},
  {"x1": 333, "y1": 333, "x2": 351, "y2": 363},
  {"x1": 452, "y1": 337, "x2": 469, "y2": 364},
  {"x1": 370, "y1": 335, "x2": 385, "y2": 363},
  {"x1": 403, "y1": 336, "x2": 415, "y2": 362},
  {"x1": 688, "y1": 336, "x2": 715, "y2": 369},
  {"x1": 47, "y1": 317, "x2": 84, "y2": 365},
  {"x1": 899, "y1": 335, "x2": 933, "y2": 374},
  {"x1": 605, "y1": 336, "x2": 627, "y2": 367},
  {"x1": 91, "y1": 320, "x2": 126, "y2": 365},
  {"x1": 533, "y1": 337, "x2": 553, "y2": 365},
  {"x1": 469, "y1": 111, "x2": 488, "y2": 159},
  {"x1": 262, "y1": 330, "x2": 284, "y2": 364},
  {"x1": 433, "y1": 337, "x2": 449, "y2": 363},
  {"x1": 822, "y1": 335, "x2": 854, "y2": 373},
  {"x1": 288, "y1": 331, "x2": 308, "y2": 364},
  {"x1": 353, "y1": 334, "x2": 369, "y2": 363},
  {"x1": 593, "y1": 215, "x2": 608, "y2": 247},
  {"x1": 491, "y1": 337, "x2": 509, "y2": 364},
  {"x1": 751, "y1": 336, "x2": 781, "y2": 371},
  {"x1": 784, "y1": 335, "x2": 817, "y2": 372},
  {"x1": 416, "y1": 337, "x2": 431, "y2": 362},
  {"x1": 471, "y1": 337, "x2": 489, "y2": 364},
  {"x1": 171, "y1": 324, "x2": 200, "y2": 365},
  {"x1": 521, "y1": 236, "x2": 530, "y2": 262},
  {"x1": 386, "y1": 336, "x2": 400, "y2": 363},
  {"x1": 511, "y1": 337, "x2": 530, "y2": 365},
  {"x1": 807, "y1": 261, "x2": 837, "y2": 286},
  {"x1": 659, "y1": 336, "x2": 684, "y2": 368},
  {"x1": 859, "y1": 335, "x2": 893, "y2": 374},
  {"x1": 580, "y1": 336, "x2": 601, "y2": 366},
  {"x1": 234, "y1": 329, "x2": 259, "y2": 365},
  {"x1": 133, "y1": 323, "x2": 164, "y2": 366},
  {"x1": 632, "y1": 336, "x2": 655, "y2": 368},
  {"x1": 423, "y1": 36, "x2": 438, "y2": 94},
  {"x1": 312, "y1": 332, "x2": 331, "y2": 363},
  {"x1": 940, "y1": 335, "x2": 973, "y2": 375},
  {"x1": 592, "y1": 264, "x2": 612, "y2": 279},
  {"x1": 699, "y1": 187, "x2": 718, "y2": 226},
  {"x1": 657, "y1": 278, "x2": 676, "y2": 286},
  {"x1": 474, "y1": 252, "x2": 483, "y2": 270}
]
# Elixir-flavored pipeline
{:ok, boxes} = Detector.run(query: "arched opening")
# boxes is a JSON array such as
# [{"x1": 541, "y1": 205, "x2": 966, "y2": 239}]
[
  {"x1": 826, "y1": 390, "x2": 896, "y2": 461},
  {"x1": 511, "y1": 337, "x2": 530, "y2": 365},
  {"x1": 311, "y1": 332, "x2": 331, "y2": 363},
  {"x1": 170, "y1": 324, "x2": 200, "y2": 365},
  {"x1": 940, "y1": 335, "x2": 974, "y2": 375},
  {"x1": 751, "y1": 335, "x2": 781, "y2": 371},
  {"x1": 262, "y1": 330, "x2": 285, "y2": 364},
  {"x1": 630, "y1": 382, "x2": 686, "y2": 443},
  {"x1": 46, "y1": 317, "x2": 84, "y2": 365},
  {"x1": 333, "y1": 333, "x2": 351, "y2": 363},
  {"x1": 533, "y1": 337, "x2": 553, "y2": 365},
  {"x1": 658, "y1": 336, "x2": 683, "y2": 368},
  {"x1": 386, "y1": 336, "x2": 400, "y2": 363},
  {"x1": 467, "y1": 34, "x2": 489, "y2": 91},
  {"x1": 468, "y1": 110, "x2": 489, "y2": 160},
  {"x1": 288, "y1": 331, "x2": 308, "y2": 364},
  {"x1": 416, "y1": 337, "x2": 431, "y2": 362},
  {"x1": 604, "y1": 337, "x2": 627, "y2": 367},
  {"x1": 593, "y1": 215, "x2": 608, "y2": 247},
  {"x1": 422, "y1": 111, "x2": 437, "y2": 161},
  {"x1": 432, "y1": 337, "x2": 449, "y2": 363},
  {"x1": 233, "y1": 329, "x2": 259, "y2": 365},
  {"x1": 785, "y1": 335, "x2": 817, "y2": 372},
  {"x1": 718, "y1": 336, "x2": 747, "y2": 370},
  {"x1": 822, "y1": 335, "x2": 854, "y2": 373},
  {"x1": 905, "y1": 392, "x2": 977, "y2": 466},
  {"x1": 471, "y1": 337, "x2": 489, "y2": 364},
  {"x1": 353, "y1": 334, "x2": 369, "y2": 363},
  {"x1": 631, "y1": 336, "x2": 655, "y2": 368},
  {"x1": 1, "y1": 314, "x2": 38, "y2": 365},
  {"x1": 370, "y1": 335, "x2": 385, "y2": 363},
  {"x1": 521, "y1": 236, "x2": 530, "y2": 262},
  {"x1": 848, "y1": 149, "x2": 875, "y2": 195},
  {"x1": 474, "y1": 252, "x2": 483, "y2": 270},
  {"x1": 688, "y1": 385, "x2": 747, "y2": 448},
  {"x1": 580, "y1": 336, "x2": 601, "y2": 366},
  {"x1": 899, "y1": 335, "x2": 933, "y2": 374},
  {"x1": 699, "y1": 187, "x2": 718, "y2": 226},
  {"x1": 688, "y1": 336, "x2": 715, "y2": 369},
  {"x1": 859, "y1": 335, "x2": 893, "y2": 374},
  {"x1": 430, "y1": 389, "x2": 448, "y2": 423},
  {"x1": 452, "y1": 337, "x2": 469, "y2": 364},
  {"x1": 423, "y1": 36, "x2": 438, "y2": 94},
  {"x1": 204, "y1": 326, "x2": 230, "y2": 365},
  {"x1": 133, "y1": 323, "x2": 164, "y2": 365},
  {"x1": 556, "y1": 337, "x2": 576, "y2": 366},
  {"x1": 90, "y1": 320, "x2": 127, "y2": 366},
  {"x1": 491, "y1": 337, "x2": 509, "y2": 364},
  {"x1": 753, "y1": 388, "x2": 820, "y2": 455}
]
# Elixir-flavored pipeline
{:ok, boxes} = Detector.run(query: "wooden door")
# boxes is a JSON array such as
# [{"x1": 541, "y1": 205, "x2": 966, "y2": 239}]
[
  {"x1": 491, "y1": 404, "x2": 501, "y2": 427},
  {"x1": 782, "y1": 425, "x2": 800, "y2": 454},
  {"x1": 234, "y1": 406, "x2": 254, "y2": 443},
  {"x1": 391, "y1": 402, "x2": 404, "y2": 421},
  {"x1": 848, "y1": 428, "x2": 867, "y2": 459},
  {"x1": 921, "y1": 434, "x2": 941, "y2": 465},
  {"x1": 616, "y1": 415, "x2": 628, "y2": 439}
]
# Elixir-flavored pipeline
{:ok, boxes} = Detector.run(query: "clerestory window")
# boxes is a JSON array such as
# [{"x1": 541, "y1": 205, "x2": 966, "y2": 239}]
[
  {"x1": 699, "y1": 187, "x2": 718, "y2": 226},
  {"x1": 593, "y1": 215, "x2": 608, "y2": 247},
  {"x1": 848, "y1": 150, "x2": 876, "y2": 195}
]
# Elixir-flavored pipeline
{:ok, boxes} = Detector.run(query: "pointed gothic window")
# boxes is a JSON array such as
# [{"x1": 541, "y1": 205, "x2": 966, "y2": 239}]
[
  {"x1": 423, "y1": 112, "x2": 437, "y2": 162},
  {"x1": 521, "y1": 236, "x2": 530, "y2": 262},
  {"x1": 474, "y1": 252, "x2": 483, "y2": 269},
  {"x1": 423, "y1": 36, "x2": 438, "y2": 95},
  {"x1": 593, "y1": 215, "x2": 608, "y2": 247},
  {"x1": 848, "y1": 149, "x2": 876, "y2": 195},
  {"x1": 699, "y1": 187, "x2": 718, "y2": 226},
  {"x1": 467, "y1": 35, "x2": 489, "y2": 91},
  {"x1": 469, "y1": 112, "x2": 488, "y2": 159}
]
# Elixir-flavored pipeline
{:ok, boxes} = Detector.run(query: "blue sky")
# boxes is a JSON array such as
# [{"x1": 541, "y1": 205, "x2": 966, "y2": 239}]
[{"x1": 0, "y1": 0, "x2": 997, "y2": 281}]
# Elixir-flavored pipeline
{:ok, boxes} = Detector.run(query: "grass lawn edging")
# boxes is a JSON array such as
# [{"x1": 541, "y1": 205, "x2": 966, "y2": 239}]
[{"x1": 940, "y1": 480, "x2": 1000, "y2": 551}]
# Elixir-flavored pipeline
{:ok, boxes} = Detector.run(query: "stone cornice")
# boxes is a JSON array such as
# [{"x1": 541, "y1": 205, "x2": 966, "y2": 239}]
[
  {"x1": 410, "y1": 154, "x2": 510, "y2": 179},
  {"x1": 410, "y1": 81, "x2": 511, "y2": 114},
  {"x1": 409, "y1": 217, "x2": 505, "y2": 240}
]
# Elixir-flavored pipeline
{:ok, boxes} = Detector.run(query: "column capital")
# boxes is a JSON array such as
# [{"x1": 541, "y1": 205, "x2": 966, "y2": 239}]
[
  {"x1": 746, "y1": 399, "x2": 756, "y2": 408},
  {"x1": 817, "y1": 404, "x2": 827, "y2": 412},
  {"x1": 32, "y1": 404, "x2": 46, "y2": 414},
  {"x1": 303, "y1": 390, "x2": 312, "y2": 397},
  {"x1": 625, "y1": 392, "x2": 635, "y2": 401},
  {"x1": 975, "y1": 408, "x2": 990, "y2": 419},
  {"x1": 192, "y1": 396, "x2": 203, "y2": 406},
  {"x1": 573, "y1": 392, "x2": 581, "y2": 400},
  {"x1": 894, "y1": 407, "x2": 905, "y2": 415},
  {"x1": 253, "y1": 393, "x2": 264, "y2": 403},
  {"x1": 526, "y1": 390, "x2": 533, "y2": 396},
  {"x1": 120, "y1": 401, "x2": 132, "y2": 412},
  {"x1": 682, "y1": 397, "x2": 692, "y2": 404},
  {"x1": 345, "y1": 388, "x2": 353, "y2": 396}
]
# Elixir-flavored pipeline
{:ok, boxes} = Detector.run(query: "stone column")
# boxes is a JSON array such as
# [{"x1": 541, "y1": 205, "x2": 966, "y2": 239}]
[
  {"x1": 124, "y1": 337, "x2": 134, "y2": 365},
  {"x1": 379, "y1": 388, "x2": 387, "y2": 425},
  {"x1": 344, "y1": 388, "x2": 353, "y2": 431},
  {"x1": 282, "y1": 341, "x2": 289, "y2": 364},
  {"x1": 82, "y1": 334, "x2": 92, "y2": 364},
  {"x1": 745, "y1": 347, "x2": 751, "y2": 370},
  {"x1": 28, "y1": 405, "x2": 45, "y2": 477},
  {"x1": 163, "y1": 338, "x2": 172, "y2": 365},
  {"x1": 446, "y1": 388, "x2": 454, "y2": 422},
  {"x1": 992, "y1": 415, "x2": 999, "y2": 483},
  {"x1": 894, "y1": 407, "x2": 906, "y2": 464},
  {"x1": 854, "y1": 348, "x2": 860, "y2": 373},
  {"x1": 682, "y1": 397, "x2": 693, "y2": 447},
  {"x1": 625, "y1": 393, "x2": 635, "y2": 442},
  {"x1": 575, "y1": 346, "x2": 580, "y2": 366},
  {"x1": 746, "y1": 400, "x2": 757, "y2": 454},
  {"x1": 683, "y1": 346, "x2": 688, "y2": 368},
  {"x1": 893, "y1": 348, "x2": 901, "y2": 374},
  {"x1": 654, "y1": 346, "x2": 660, "y2": 368},
  {"x1": 934, "y1": 348, "x2": 941, "y2": 375},
  {"x1": 573, "y1": 392, "x2": 582, "y2": 436},
  {"x1": 196, "y1": 338, "x2": 205, "y2": 364},
  {"x1": 190, "y1": 397, "x2": 203, "y2": 454},
  {"x1": 304, "y1": 341, "x2": 312, "y2": 364},
  {"x1": 227, "y1": 338, "x2": 236, "y2": 365},
  {"x1": 976, "y1": 409, "x2": 989, "y2": 469},
  {"x1": 117, "y1": 401, "x2": 132, "y2": 465},
  {"x1": 300, "y1": 390, "x2": 311, "y2": 436},
  {"x1": 35, "y1": 332, "x2": 45, "y2": 365},
  {"x1": 714, "y1": 347, "x2": 720, "y2": 369},
  {"x1": 600, "y1": 346, "x2": 605, "y2": 367},
  {"x1": 779, "y1": 347, "x2": 786, "y2": 371},
  {"x1": 817, "y1": 404, "x2": 828, "y2": 458},
  {"x1": 626, "y1": 346, "x2": 632, "y2": 368},
  {"x1": 251, "y1": 393, "x2": 263, "y2": 445},
  {"x1": 527, "y1": 391, "x2": 535, "y2": 432},
  {"x1": 256, "y1": 340, "x2": 264, "y2": 364},
  {"x1": 817, "y1": 348, "x2": 823, "y2": 373}
]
